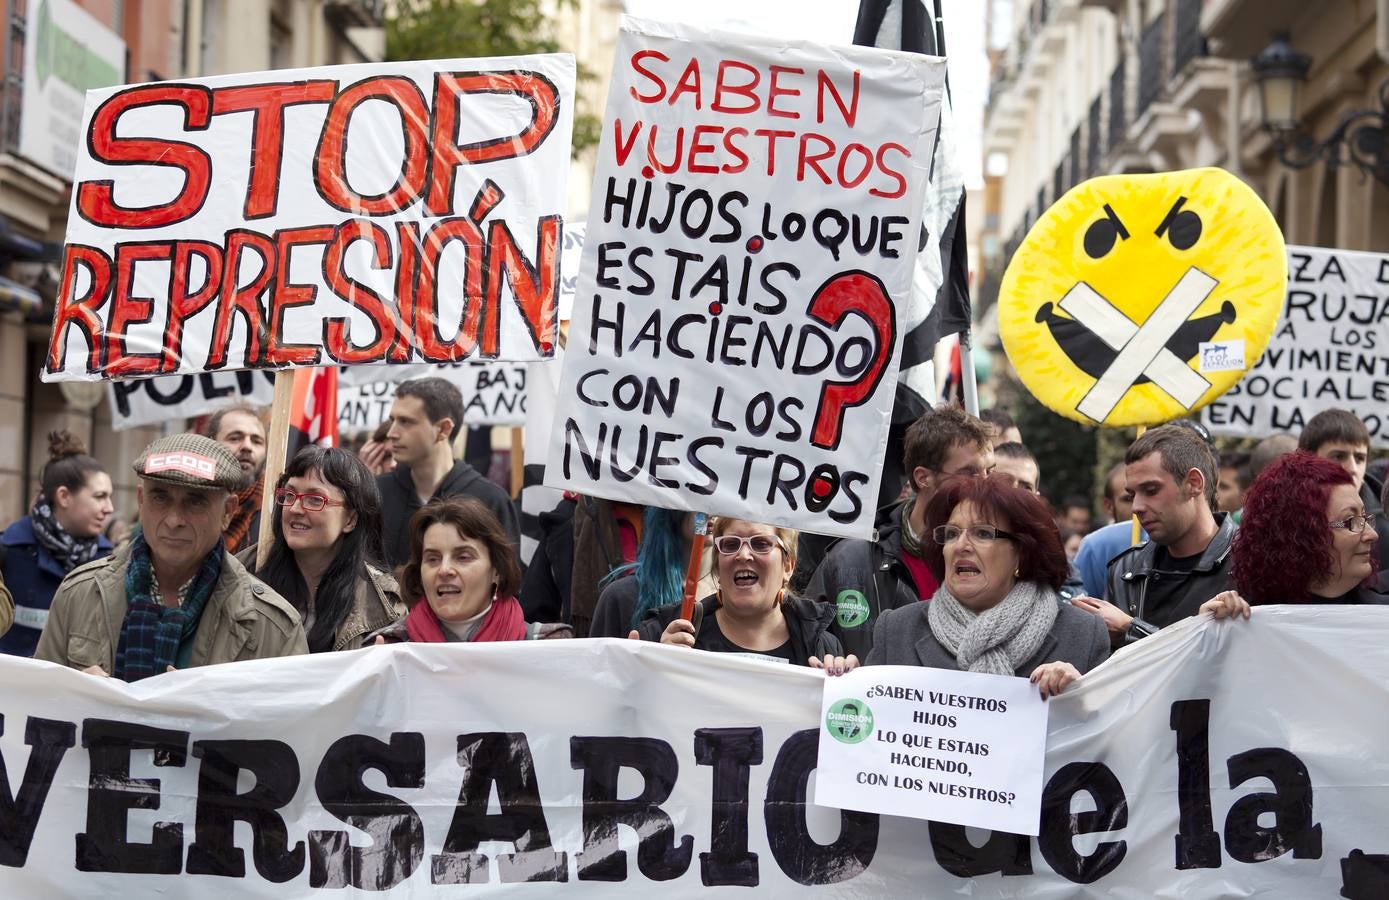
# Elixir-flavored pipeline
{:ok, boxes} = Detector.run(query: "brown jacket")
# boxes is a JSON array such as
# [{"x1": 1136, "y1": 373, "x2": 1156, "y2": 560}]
[
  {"x1": 237, "y1": 546, "x2": 405, "y2": 652},
  {"x1": 34, "y1": 541, "x2": 307, "y2": 672}
]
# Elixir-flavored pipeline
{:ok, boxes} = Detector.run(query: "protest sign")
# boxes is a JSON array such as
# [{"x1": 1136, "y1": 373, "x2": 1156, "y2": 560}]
[
  {"x1": 44, "y1": 54, "x2": 575, "y2": 383},
  {"x1": 545, "y1": 17, "x2": 943, "y2": 541},
  {"x1": 2, "y1": 609, "x2": 1388, "y2": 897},
  {"x1": 107, "y1": 369, "x2": 276, "y2": 430},
  {"x1": 338, "y1": 362, "x2": 528, "y2": 435},
  {"x1": 999, "y1": 168, "x2": 1286, "y2": 427},
  {"x1": 1203, "y1": 245, "x2": 1389, "y2": 447},
  {"x1": 816, "y1": 666, "x2": 1048, "y2": 834}
]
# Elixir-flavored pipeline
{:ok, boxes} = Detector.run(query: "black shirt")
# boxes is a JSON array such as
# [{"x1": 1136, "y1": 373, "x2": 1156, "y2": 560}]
[
  {"x1": 1142, "y1": 546, "x2": 1208, "y2": 628},
  {"x1": 696, "y1": 611, "x2": 795, "y2": 664}
]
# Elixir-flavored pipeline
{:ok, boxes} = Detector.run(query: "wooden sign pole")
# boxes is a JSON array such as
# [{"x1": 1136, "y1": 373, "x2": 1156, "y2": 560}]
[
  {"x1": 256, "y1": 371, "x2": 295, "y2": 570},
  {"x1": 510, "y1": 426, "x2": 524, "y2": 498}
]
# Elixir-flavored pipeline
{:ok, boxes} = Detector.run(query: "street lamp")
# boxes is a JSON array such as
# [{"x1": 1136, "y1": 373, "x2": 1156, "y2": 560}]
[{"x1": 1252, "y1": 32, "x2": 1389, "y2": 186}]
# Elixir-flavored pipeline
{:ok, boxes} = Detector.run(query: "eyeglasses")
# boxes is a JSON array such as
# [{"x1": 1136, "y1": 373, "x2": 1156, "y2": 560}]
[
  {"x1": 713, "y1": 535, "x2": 785, "y2": 556},
  {"x1": 1329, "y1": 514, "x2": 1373, "y2": 534},
  {"x1": 932, "y1": 524, "x2": 1017, "y2": 545},
  {"x1": 274, "y1": 487, "x2": 346, "y2": 512}
]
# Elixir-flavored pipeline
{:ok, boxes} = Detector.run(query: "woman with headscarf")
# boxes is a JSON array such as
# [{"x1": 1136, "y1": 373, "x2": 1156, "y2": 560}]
[
  {"x1": 240, "y1": 446, "x2": 403, "y2": 651},
  {"x1": 866, "y1": 475, "x2": 1110, "y2": 697},
  {"x1": 372, "y1": 497, "x2": 571, "y2": 643},
  {"x1": 629, "y1": 516, "x2": 843, "y2": 667},
  {"x1": 0, "y1": 431, "x2": 113, "y2": 657}
]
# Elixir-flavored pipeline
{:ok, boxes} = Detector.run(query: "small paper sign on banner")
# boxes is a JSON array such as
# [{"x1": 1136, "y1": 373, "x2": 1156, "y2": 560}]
[{"x1": 815, "y1": 665, "x2": 1049, "y2": 835}]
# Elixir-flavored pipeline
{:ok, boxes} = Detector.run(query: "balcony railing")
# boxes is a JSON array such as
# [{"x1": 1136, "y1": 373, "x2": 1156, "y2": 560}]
[
  {"x1": 1172, "y1": 0, "x2": 1205, "y2": 78},
  {"x1": 1107, "y1": 57, "x2": 1126, "y2": 153},
  {"x1": 1137, "y1": 13, "x2": 1166, "y2": 119},
  {"x1": 1069, "y1": 127, "x2": 1082, "y2": 187},
  {"x1": 1087, "y1": 96, "x2": 1102, "y2": 177}
]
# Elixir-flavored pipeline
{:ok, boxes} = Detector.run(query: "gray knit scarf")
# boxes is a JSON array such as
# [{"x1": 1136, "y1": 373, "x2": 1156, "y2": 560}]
[{"x1": 927, "y1": 579, "x2": 1059, "y2": 676}]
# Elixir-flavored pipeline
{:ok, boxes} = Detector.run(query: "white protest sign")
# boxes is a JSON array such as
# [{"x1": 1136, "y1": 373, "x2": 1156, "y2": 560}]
[
  {"x1": 4, "y1": 610, "x2": 1389, "y2": 896},
  {"x1": 106, "y1": 369, "x2": 277, "y2": 430},
  {"x1": 816, "y1": 666, "x2": 1048, "y2": 834},
  {"x1": 1204, "y1": 245, "x2": 1389, "y2": 447},
  {"x1": 338, "y1": 361, "x2": 528, "y2": 435},
  {"x1": 545, "y1": 17, "x2": 943, "y2": 541},
  {"x1": 44, "y1": 55, "x2": 575, "y2": 382}
]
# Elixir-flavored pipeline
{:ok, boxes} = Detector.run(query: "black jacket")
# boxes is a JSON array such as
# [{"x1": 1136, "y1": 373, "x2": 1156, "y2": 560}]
[
  {"x1": 633, "y1": 594, "x2": 842, "y2": 665},
  {"x1": 518, "y1": 496, "x2": 576, "y2": 623},
  {"x1": 377, "y1": 461, "x2": 519, "y2": 570},
  {"x1": 1105, "y1": 512, "x2": 1236, "y2": 644},
  {"x1": 804, "y1": 500, "x2": 922, "y2": 661}
]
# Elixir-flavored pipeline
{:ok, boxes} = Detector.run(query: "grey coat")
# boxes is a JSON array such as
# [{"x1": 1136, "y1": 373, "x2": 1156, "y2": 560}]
[{"x1": 864, "y1": 594, "x2": 1110, "y2": 675}]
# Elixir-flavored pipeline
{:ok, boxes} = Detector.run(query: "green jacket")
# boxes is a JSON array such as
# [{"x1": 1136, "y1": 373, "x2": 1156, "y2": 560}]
[{"x1": 34, "y1": 541, "x2": 307, "y2": 673}]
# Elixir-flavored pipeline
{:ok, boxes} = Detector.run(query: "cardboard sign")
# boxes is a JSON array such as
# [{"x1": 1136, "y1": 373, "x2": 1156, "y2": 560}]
[
  {"x1": 998, "y1": 168, "x2": 1286, "y2": 427},
  {"x1": 1204, "y1": 245, "x2": 1389, "y2": 447},
  {"x1": 546, "y1": 17, "x2": 943, "y2": 540},
  {"x1": 816, "y1": 666, "x2": 1048, "y2": 834},
  {"x1": 338, "y1": 361, "x2": 527, "y2": 435},
  {"x1": 44, "y1": 55, "x2": 575, "y2": 382}
]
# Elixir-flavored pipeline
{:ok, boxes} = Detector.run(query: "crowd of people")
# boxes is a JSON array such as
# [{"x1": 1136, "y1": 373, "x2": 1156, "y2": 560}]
[{"x1": 0, "y1": 374, "x2": 1381, "y2": 696}]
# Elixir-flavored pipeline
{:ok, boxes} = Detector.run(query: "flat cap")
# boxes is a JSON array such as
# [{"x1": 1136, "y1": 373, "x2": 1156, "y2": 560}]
[{"x1": 132, "y1": 433, "x2": 245, "y2": 492}]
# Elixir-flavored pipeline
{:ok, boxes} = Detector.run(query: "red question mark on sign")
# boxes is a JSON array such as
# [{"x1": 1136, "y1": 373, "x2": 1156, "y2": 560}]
[{"x1": 807, "y1": 271, "x2": 896, "y2": 452}]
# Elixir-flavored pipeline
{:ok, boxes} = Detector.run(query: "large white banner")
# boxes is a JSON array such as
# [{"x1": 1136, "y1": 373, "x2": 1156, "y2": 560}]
[
  {"x1": 107, "y1": 369, "x2": 277, "y2": 430},
  {"x1": 1203, "y1": 245, "x2": 1389, "y2": 447},
  {"x1": 1, "y1": 608, "x2": 1384, "y2": 897},
  {"x1": 19, "y1": 0, "x2": 125, "y2": 178},
  {"x1": 44, "y1": 55, "x2": 575, "y2": 382},
  {"x1": 338, "y1": 362, "x2": 528, "y2": 436},
  {"x1": 546, "y1": 18, "x2": 943, "y2": 540}
]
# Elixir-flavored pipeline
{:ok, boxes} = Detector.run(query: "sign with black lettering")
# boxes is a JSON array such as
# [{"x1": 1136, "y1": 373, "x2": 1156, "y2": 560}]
[
  {"x1": 1, "y1": 610, "x2": 1386, "y2": 895},
  {"x1": 107, "y1": 369, "x2": 276, "y2": 430},
  {"x1": 338, "y1": 362, "x2": 528, "y2": 435},
  {"x1": 545, "y1": 18, "x2": 944, "y2": 540},
  {"x1": 1204, "y1": 245, "x2": 1389, "y2": 446},
  {"x1": 44, "y1": 54, "x2": 575, "y2": 382},
  {"x1": 816, "y1": 667, "x2": 1048, "y2": 834}
]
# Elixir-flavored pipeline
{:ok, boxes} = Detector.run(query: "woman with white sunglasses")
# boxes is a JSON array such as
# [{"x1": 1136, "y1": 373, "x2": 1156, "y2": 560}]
[{"x1": 628, "y1": 517, "x2": 848, "y2": 668}]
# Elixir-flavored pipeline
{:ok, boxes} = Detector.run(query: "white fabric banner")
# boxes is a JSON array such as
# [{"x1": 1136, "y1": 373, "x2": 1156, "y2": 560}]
[
  {"x1": 45, "y1": 54, "x2": 575, "y2": 382},
  {"x1": 546, "y1": 17, "x2": 944, "y2": 540},
  {"x1": 0, "y1": 608, "x2": 1384, "y2": 897},
  {"x1": 106, "y1": 369, "x2": 277, "y2": 430},
  {"x1": 337, "y1": 362, "x2": 528, "y2": 436},
  {"x1": 1203, "y1": 244, "x2": 1389, "y2": 447}
]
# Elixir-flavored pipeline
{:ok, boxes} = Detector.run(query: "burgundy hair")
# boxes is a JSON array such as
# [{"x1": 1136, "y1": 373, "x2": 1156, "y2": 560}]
[
  {"x1": 922, "y1": 474, "x2": 1070, "y2": 592},
  {"x1": 1232, "y1": 451, "x2": 1371, "y2": 604}
]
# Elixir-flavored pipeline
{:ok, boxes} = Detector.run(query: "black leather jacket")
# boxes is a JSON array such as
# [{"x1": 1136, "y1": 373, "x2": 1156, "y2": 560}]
[{"x1": 1104, "y1": 512, "x2": 1237, "y2": 644}]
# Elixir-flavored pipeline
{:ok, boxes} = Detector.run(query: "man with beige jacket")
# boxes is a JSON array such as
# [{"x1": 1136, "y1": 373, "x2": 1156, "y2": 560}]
[{"x1": 36, "y1": 433, "x2": 306, "y2": 678}]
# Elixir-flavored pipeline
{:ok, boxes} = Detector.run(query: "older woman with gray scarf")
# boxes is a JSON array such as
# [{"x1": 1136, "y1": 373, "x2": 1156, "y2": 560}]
[{"x1": 865, "y1": 475, "x2": 1109, "y2": 697}]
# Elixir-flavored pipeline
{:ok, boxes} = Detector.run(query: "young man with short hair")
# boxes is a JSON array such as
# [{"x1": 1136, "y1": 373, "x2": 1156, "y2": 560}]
[
  {"x1": 1299, "y1": 408, "x2": 1388, "y2": 571},
  {"x1": 1073, "y1": 424, "x2": 1234, "y2": 645},
  {"x1": 1216, "y1": 450, "x2": 1252, "y2": 522},
  {"x1": 36, "y1": 434, "x2": 306, "y2": 676},
  {"x1": 205, "y1": 405, "x2": 267, "y2": 554},
  {"x1": 806, "y1": 405, "x2": 994, "y2": 659},
  {"x1": 378, "y1": 378, "x2": 519, "y2": 568},
  {"x1": 992, "y1": 441, "x2": 1040, "y2": 495}
]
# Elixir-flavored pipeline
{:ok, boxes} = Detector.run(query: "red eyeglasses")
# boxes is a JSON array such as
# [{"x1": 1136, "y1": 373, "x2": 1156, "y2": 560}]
[{"x1": 274, "y1": 488, "x2": 346, "y2": 512}]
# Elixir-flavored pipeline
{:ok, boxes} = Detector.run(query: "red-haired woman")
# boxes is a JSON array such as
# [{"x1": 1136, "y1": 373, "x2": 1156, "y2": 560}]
[
  {"x1": 1220, "y1": 452, "x2": 1387, "y2": 608},
  {"x1": 371, "y1": 498, "x2": 570, "y2": 644},
  {"x1": 864, "y1": 475, "x2": 1110, "y2": 697}
]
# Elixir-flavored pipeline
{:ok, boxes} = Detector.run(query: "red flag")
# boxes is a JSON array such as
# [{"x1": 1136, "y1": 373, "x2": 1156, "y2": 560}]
[{"x1": 287, "y1": 366, "x2": 338, "y2": 458}]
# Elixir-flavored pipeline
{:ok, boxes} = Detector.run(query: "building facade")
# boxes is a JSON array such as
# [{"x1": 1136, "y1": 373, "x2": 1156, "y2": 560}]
[{"x1": 0, "y1": 0, "x2": 385, "y2": 525}]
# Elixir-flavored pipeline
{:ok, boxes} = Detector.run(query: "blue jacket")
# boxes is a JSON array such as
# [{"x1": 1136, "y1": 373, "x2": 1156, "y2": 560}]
[{"x1": 0, "y1": 517, "x2": 112, "y2": 657}]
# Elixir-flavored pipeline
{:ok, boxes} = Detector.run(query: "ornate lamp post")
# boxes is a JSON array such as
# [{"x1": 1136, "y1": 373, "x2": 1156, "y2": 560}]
[{"x1": 1252, "y1": 32, "x2": 1389, "y2": 186}]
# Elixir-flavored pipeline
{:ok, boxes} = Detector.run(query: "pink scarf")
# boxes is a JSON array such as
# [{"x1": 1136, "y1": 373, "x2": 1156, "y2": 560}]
[{"x1": 404, "y1": 596, "x2": 528, "y2": 643}]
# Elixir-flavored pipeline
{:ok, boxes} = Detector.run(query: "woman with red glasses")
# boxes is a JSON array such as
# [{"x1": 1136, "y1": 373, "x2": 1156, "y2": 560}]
[
  {"x1": 239, "y1": 446, "x2": 404, "y2": 652},
  {"x1": 629, "y1": 516, "x2": 846, "y2": 668}
]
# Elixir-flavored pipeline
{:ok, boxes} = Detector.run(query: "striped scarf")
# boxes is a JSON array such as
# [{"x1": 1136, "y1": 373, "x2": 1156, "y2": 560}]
[
  {"x1": 115, "y1": 533, "x2": 223, "y2": 681},
  {"x1": 224, "y1": 473, "x2": 262, "y2": 554}
]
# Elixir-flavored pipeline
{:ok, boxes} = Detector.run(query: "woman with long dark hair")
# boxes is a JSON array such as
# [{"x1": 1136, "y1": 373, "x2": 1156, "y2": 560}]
[
  {"x1": 590, "y1": 508, "x2": 715, "y2": 638},
  {"x1": 1, "y1": 431, "x2": 113, "y2": 656},
  {"x1": 240, "y1": 446, "x2": 403, "y2": 651}
]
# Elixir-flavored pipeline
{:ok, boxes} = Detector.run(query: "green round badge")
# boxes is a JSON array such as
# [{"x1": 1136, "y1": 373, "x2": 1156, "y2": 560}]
[
  {"x1": 825, "y1": 699, "x2": 874, "y2": 744},
  {"x1": 836, "y1": 589, "x2": 870, "y2": 628}
]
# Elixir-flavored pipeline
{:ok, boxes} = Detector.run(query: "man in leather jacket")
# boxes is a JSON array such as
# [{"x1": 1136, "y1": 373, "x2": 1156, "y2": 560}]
[{"x1": 1085, "y1": 424, "x2": 1235, "y2": 646}]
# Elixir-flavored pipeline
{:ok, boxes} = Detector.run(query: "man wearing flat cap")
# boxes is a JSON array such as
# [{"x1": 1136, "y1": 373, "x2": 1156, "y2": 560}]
[{"x1": 35, "y1": 434, "x2": 307, "y2": 678}]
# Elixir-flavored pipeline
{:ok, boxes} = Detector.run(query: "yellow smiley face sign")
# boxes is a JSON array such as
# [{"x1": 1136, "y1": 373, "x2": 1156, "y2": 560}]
[{"x1": 998, "y1": 167, "x2": 1286, "y2": 427}]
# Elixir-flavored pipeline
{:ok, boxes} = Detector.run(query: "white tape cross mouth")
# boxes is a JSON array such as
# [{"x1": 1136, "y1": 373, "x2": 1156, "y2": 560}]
[{"x1": 1057, "y1": 266, "x2": 1218, "y2": 423}]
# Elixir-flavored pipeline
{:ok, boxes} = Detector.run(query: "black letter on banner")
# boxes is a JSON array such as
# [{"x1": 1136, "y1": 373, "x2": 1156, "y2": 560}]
[
  {"x1": 927, "y1": 823, "x2": 1032, "y2": 877},
  {"x1": 694, "y1": 727, "x2": 761, "y2": 887},
  {"x1": 0, "y1": 715, "x2": 76, "y2": 867},
  {"x1": 1037, "y1": 762, "x2": 1128, "y2": 883},
  {"x1": 1170, "y1": 699, "x2": 1221, "y2": 869},
  {"x1": 1223, "y1": 749, "x2": 1322, "y2": 863},
  {"x1": 764, "y1": 729, "x2": 878, "y2": 885},
  {"x1": 75, "y1": 718, "x2": 189, "y2": 874},
  {"x1": 431, "y1": 732, "x2": 567, "y2": 884},
  {"x1": 309, "y1": 732, "x2": 425, "y2": 890},
  {"x1": 570, "y1": 736, "x2": 693, "y2": 881},
  {"x1": 186, "y1": 739, "x2": 305, "y2": 881}
]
